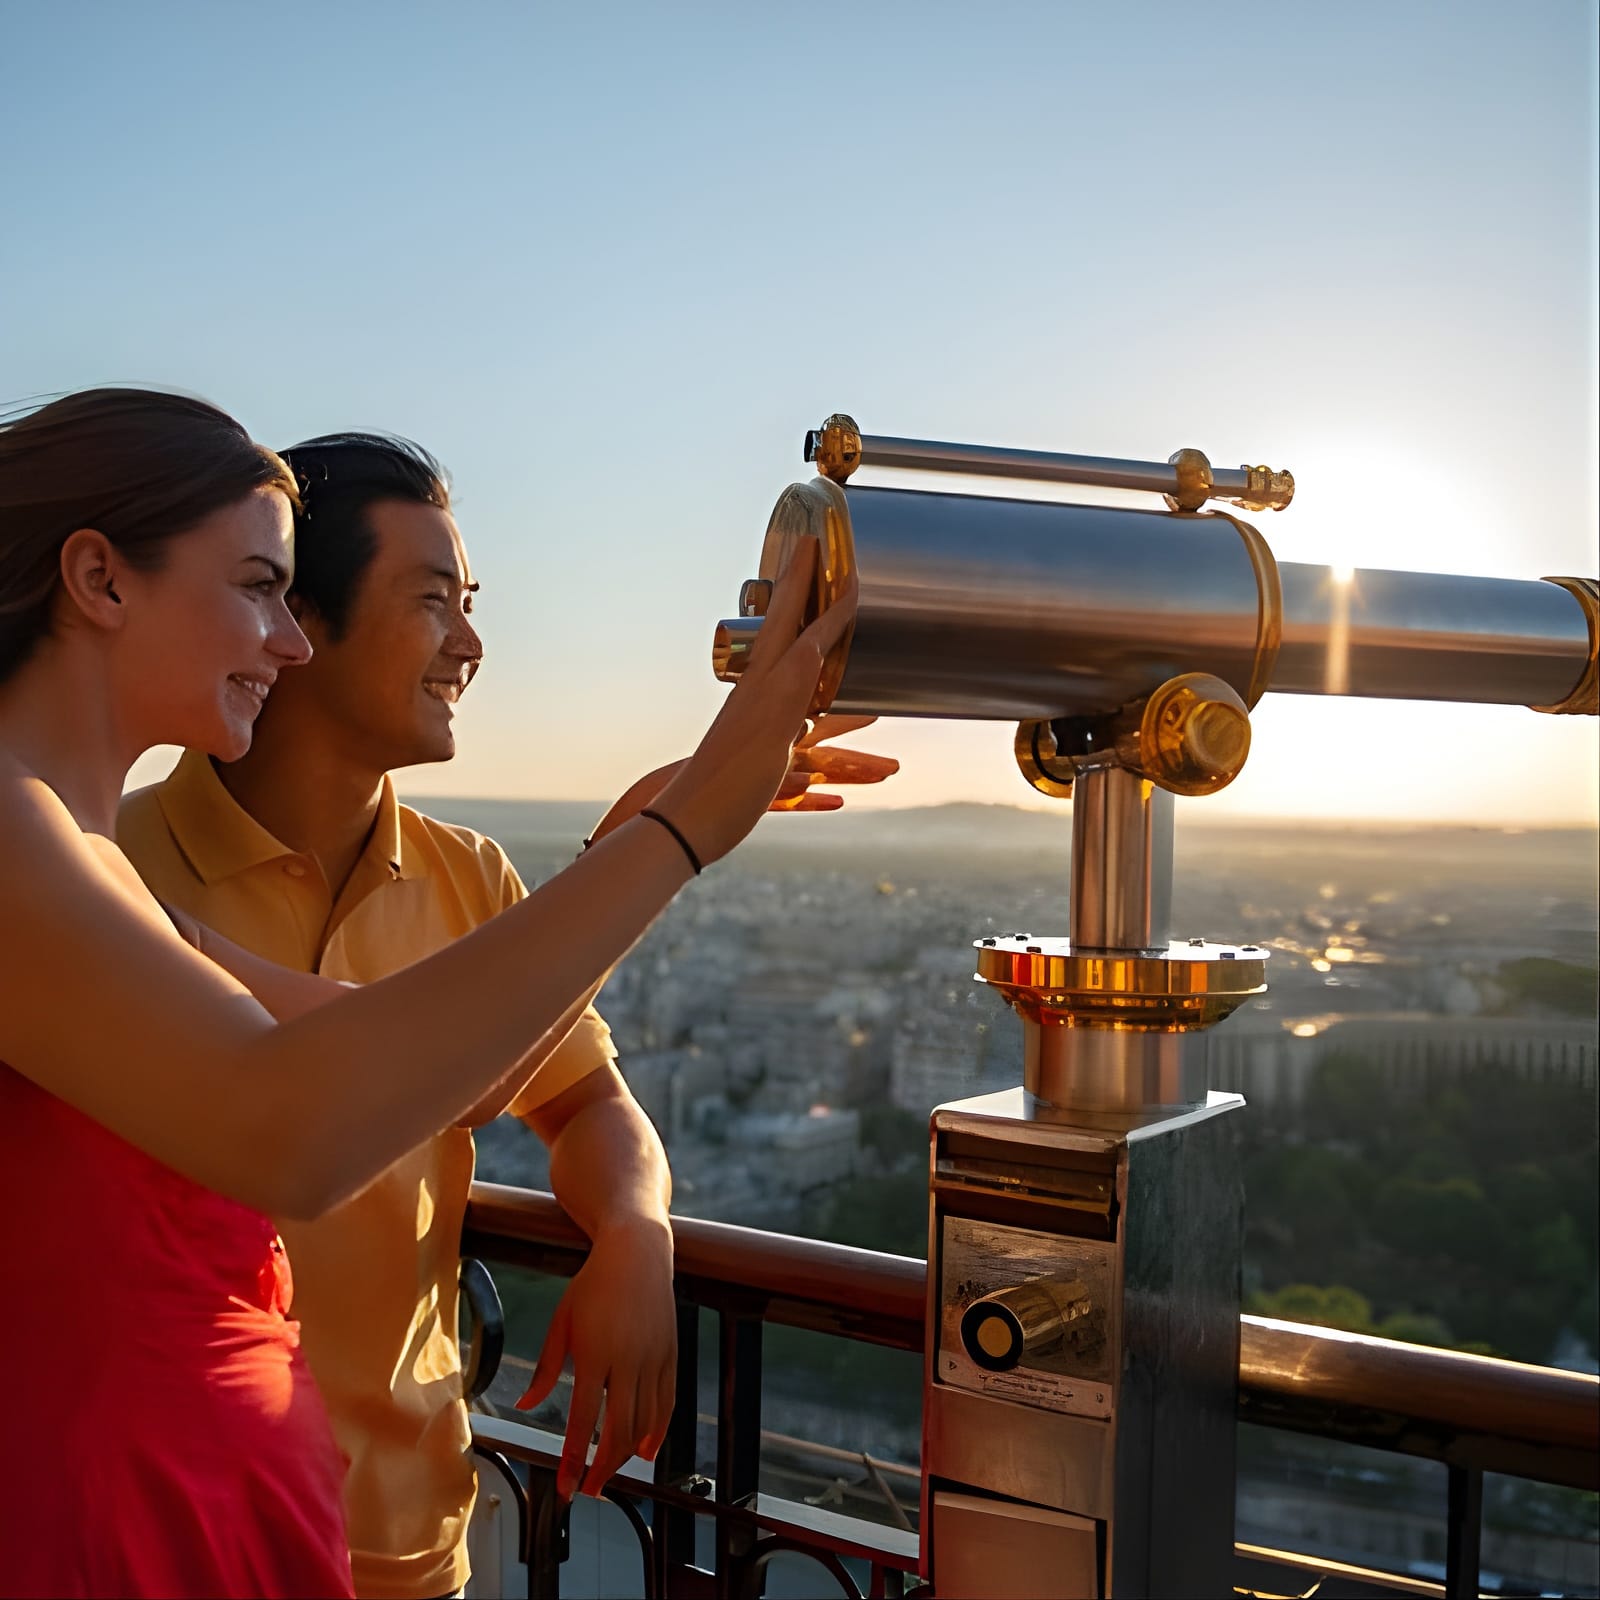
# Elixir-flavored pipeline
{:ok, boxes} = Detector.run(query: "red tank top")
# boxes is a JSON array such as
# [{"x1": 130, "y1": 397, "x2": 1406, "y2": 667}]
[{"x1": 0, "y1": 1066, "x2": 354, "y2": 1598}]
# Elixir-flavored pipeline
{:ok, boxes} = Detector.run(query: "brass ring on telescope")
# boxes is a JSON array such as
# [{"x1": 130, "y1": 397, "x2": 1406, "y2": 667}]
[
  {"x1": 1207, "y1": 509, "x2": 1283, "y2": 710},
  {"x1": 756, "y1": 475, "x2": 858, "y2": 714},
  {"x1": 1531, "y1": 577, "x2": 1599, "y2": 716}
]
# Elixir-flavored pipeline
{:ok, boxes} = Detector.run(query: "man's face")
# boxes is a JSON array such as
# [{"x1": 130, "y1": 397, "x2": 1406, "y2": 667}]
[{"x1": 291, "y1": 498, "x2": 483, "y2": 772}]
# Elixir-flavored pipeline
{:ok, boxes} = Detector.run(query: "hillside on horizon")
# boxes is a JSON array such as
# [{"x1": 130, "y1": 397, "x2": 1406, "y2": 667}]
[{"x1": 402, "y1": 793, "x2": 1598, "y2": 864}]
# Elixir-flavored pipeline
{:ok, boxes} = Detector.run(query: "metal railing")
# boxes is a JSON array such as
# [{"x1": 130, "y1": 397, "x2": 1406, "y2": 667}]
[{"x1": 460, "y1": 1182, "x2": 1600, "y2": 1600}]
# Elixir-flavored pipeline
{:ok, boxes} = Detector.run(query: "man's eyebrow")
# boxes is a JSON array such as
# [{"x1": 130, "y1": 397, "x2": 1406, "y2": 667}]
[{"x1": 418, "y1": 564, "x2": 480, "y2": 592}]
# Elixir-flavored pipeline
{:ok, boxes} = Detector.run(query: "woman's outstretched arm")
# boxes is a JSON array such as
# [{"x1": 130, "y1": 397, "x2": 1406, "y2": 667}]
[{"x1": 0, "y1": 544, "x2": 856, "y2": 1220}]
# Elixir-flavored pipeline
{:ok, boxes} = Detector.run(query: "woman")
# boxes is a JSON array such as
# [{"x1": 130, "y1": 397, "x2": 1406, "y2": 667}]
[{"x1": 0, "y1": 388, "x2": 865, "y2": 1596}]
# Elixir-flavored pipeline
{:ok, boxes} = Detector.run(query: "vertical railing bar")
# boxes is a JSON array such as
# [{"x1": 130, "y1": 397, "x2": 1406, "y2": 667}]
[
  {"x1": 525, "y1": 1462, "x2": 568, "y2": 1600},
  {"x1": 655, "y1": 1298, "x2": 703, "y2": 1591},
  {"x1": 1444, "y1": 1464, "x2": 1484, "y2": 1600},
  {"x1": 715, "y1": 1308, "x2": 765, "y2": 1600}
]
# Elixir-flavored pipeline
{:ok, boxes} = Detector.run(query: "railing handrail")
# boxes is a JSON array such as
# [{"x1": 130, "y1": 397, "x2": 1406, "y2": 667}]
[
  {"x1": 464, "y1": 1181, "x2": 1600, "y2": 1490},
  {"x1": 466, "y1": 1180, "x2": 926, "y2": 1347}
]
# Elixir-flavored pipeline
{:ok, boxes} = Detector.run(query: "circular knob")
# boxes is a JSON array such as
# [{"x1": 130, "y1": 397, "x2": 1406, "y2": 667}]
[
  {"x1": 1138, "y1": 672, "x2": 1251, "y2": 796},
  {"x1": 805, "y1": 413, "x2": 863, "y2": 483},
  {"x1": 1164, "y1": 448, "x2": 1214, "y2": 513},
  {"x1": 959, "y1": 1276, "x2": 1096, "y2": 1372}
]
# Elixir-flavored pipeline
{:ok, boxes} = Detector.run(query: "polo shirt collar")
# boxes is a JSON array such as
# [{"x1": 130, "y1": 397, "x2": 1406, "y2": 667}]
[
  {"x1": 156, "y1": 749, "x2": 424, "y2": 886},
  {"x1": 369, "y1": 774, "x2": 427, "y2": 881}
]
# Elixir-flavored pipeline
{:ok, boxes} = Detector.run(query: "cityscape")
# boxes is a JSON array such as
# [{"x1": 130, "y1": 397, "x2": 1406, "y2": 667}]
[{"x1": 424, "y1": 796, "x2": 1599, "y2": 1594}]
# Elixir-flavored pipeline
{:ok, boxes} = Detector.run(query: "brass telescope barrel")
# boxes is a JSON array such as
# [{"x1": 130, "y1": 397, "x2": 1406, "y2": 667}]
[{"x1": 714, "y1": 482, "x2": 1596, "y2": 720}]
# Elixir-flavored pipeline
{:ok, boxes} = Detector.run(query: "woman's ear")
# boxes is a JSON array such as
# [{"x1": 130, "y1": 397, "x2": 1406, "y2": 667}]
[{"x1": 57, "y1": 527, "x2": 129, "y2": 632}]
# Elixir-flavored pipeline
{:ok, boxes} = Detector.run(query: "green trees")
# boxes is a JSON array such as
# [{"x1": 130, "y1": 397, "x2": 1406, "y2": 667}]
[
  {"x1": 1492, "y1": 958, "x2": 1599, "y2": 1018},
  {"x1": 1243, "y1": 1057, "x2": 1598, "y2": 1364}
]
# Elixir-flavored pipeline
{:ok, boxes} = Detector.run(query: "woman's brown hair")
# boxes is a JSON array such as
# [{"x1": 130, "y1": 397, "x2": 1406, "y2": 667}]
[{"x1": 0, "y1": 387, "x2": 297, "y2": 684}]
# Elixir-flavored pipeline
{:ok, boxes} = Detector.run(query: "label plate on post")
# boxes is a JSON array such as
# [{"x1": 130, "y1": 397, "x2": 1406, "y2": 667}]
[{"x1": 938, "y1": 1215, "x2": 1118, "y2": 1420}]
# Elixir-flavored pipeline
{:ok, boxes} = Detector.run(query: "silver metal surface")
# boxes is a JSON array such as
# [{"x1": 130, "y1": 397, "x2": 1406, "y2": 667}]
[
  {"x1": 721, "y1": 484, "x2": 1593, "y2": 716},
  {"x1": 1111, "y1": 1095, "x2": 1244, "y2": 1598},
  {"x1": 924, "y1": 1091, "x2": 1245, "y2": 1598},
  {"x1": 1274, "y1": 561, "x2": 1590, "y2": 705},
  {"x1": 930, "y1": 1492, "x2": 1101, "y2": 1600},
  {"x1": 1024, "y1": 1026, "x2": 1207, "y2": 1113},
  {"x1": 923, "y1": 1384, "x2": 1115, "y2": 1519},
  {"x1": 830, "y1": 432, "x2": 1263, "y2": 501},
  {"x1": 1070, "y1": 766, "x2": 1173, "y2": 955},
  {"x1": 830, "y1": 486, "x2": 1265, "y2": 719}
]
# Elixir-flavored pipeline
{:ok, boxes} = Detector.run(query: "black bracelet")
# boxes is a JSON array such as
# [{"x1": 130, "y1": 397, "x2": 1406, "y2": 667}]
[{"x1": 639, "y1": 808, "x2": 703, "y2": 876}]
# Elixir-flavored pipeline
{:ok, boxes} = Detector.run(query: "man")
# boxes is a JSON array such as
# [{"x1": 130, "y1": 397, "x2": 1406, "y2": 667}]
[{"x1": 120, "y1": 435, "x2": 676, "y2": 1600}]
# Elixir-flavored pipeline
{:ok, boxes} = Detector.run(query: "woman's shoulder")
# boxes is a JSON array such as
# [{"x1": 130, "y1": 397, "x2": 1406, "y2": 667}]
[
  {"x1": 0, "y1": 751, "x2": 72, "y2": 837},
  {"x1": 0, "y1": 755, "x2": 106, "y2": 915},
  {"x1": 0, "y1": 752, "x2": 85, "y2": 845}
]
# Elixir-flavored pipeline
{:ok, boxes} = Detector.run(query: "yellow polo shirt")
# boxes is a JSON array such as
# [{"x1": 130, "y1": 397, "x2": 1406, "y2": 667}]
[{"x1": 118, "y1": 750, "x2": 614, "y2": 1600}]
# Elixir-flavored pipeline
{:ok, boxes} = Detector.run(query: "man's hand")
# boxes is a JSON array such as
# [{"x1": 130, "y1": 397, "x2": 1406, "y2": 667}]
[
  {"x1": 510, "y1": 1066, "x2": 676, "y2": 1501},
  {"x1": 770, "y1": 715, "x2": 899, "y2": 811},
  {"x1": 514, "y1": 1218, "x2": 676, "y2": 1499},
  {"x1": 590, "y1": 715, "x2": 898, "y2": 842}
]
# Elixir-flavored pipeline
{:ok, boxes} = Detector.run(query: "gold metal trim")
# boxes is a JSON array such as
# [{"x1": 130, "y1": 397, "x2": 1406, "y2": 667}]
[
  {"x1": 809, "y1": 413, "x2": 863, "y2": 484},
  {"x1": 1207, "y1": 508, "x2": 1282, "y2": 709},
  {"x1": 975, "y1": 937, "x2": 1268, "y2": 1032},
  {"x1": 1164, "y1": 448, "x2": 1214, "y2": 513},
  {"x1": 1231, "y1": 463, "x2": 1295, "y2": 513},
  {"x1": 1530, "y1": 577, "x2": 1599, "y2": 716},
  {"x1": 1123, "y1": 673, "x2": 1252, "y2": 796},
  {"x1": 1013, "y1": 719, "x2": 1076, "y2": 799},
  {"x1": 755, "y1": 475, "x2": 858, "y2": 712}
]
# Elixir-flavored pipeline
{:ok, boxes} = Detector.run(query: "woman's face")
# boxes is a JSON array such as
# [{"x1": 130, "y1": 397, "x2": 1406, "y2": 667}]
[{"x1": 114, "y1": 488, "x2": 312, "y2": 760}]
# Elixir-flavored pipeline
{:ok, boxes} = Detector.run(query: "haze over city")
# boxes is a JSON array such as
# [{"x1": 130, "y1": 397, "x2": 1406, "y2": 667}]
[{"x1": 4, "y1": 2, "x2": 1595, "y2": 824}]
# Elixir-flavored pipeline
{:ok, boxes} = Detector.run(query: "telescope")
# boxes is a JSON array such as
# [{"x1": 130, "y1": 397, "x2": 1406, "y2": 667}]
[{"x1": 708, "y1": 416, "x2": 1596, "y2": 1600}]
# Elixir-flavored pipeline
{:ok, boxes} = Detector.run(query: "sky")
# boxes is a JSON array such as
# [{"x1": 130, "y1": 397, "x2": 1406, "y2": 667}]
[{"x1": 3, "y1": 1, "x2": 1596, "y2": 825}]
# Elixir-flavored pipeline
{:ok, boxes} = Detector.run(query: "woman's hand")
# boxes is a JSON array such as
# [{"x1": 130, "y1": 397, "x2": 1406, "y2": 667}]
[
  {"x1": 588, "y1": 551, "x2": 894, "y2": 852},
  {"x1": 648, "y1": 541, "x2": 869, "y2": 865}
]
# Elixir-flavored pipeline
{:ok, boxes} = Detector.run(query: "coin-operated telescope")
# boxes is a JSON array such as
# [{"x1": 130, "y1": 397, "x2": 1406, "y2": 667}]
[{"x1": 711, "y1": 415, "x2": 1597, "y2": 1600}]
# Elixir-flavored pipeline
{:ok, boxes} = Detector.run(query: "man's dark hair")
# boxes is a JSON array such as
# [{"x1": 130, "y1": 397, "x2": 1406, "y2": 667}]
[{"x1": 279, "y1": 433, "x2": 450, "y2": 639}]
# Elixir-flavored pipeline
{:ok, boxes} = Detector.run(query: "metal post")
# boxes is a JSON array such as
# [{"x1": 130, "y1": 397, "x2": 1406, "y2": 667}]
[{"x1": 1069, "y1": 765, "x2": 1174, "y2": 956}]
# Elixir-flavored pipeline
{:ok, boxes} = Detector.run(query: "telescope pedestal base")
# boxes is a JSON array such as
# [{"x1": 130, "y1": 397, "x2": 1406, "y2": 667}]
[{"x1": 924, "y1": 1088, "x2": 1245, "y2": 1599}]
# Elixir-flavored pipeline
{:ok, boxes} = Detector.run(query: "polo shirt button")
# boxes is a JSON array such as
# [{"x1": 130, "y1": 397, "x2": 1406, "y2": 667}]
[{"x1": 284, "y1": 861, "x2": 307, "y2": 878}]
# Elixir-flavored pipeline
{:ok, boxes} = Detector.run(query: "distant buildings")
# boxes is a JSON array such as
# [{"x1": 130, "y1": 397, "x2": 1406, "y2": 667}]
[
  {"x1": 468, "y1": 819, "x2": 1597, "y2": 1232},
  {"x1": 1209, "y1": 1009, "x2": 1598, "y2": 1108}
]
